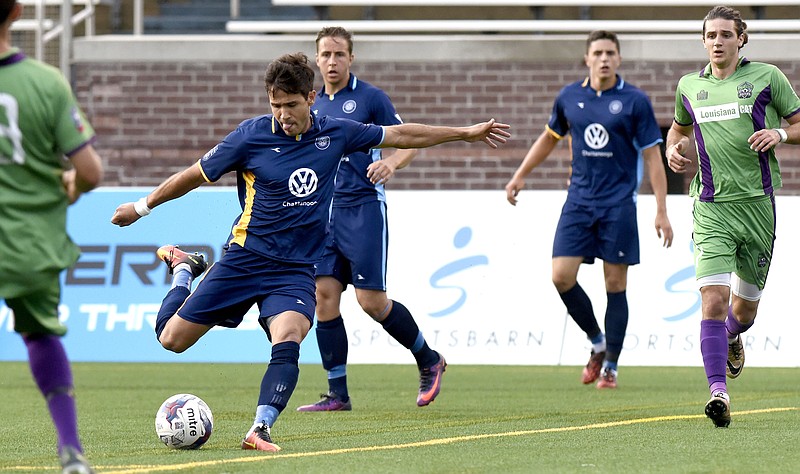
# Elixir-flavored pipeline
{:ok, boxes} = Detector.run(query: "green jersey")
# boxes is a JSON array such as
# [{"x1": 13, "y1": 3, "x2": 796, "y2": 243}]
[
  {"x1": 0, "y1": 48, "x2": 95, "y2": 297},
  {"x1": 674, "y1": 57, "x2": 800, "y2": 202}
]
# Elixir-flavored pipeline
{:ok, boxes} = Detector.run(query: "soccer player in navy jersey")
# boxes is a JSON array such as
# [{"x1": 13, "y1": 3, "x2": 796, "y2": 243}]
[
  {"x1": 504, "y1": 30, "x2": 673, "y2": 389},
  {"x1": 1, "y1": 2, "x2": 102, "y2": 473},
  {"x1": 111, "y1": 52, "x2": 509, "y2": 451},
  {"x1": 294, "y1": 26, "x2": 445, "y2": 413}
]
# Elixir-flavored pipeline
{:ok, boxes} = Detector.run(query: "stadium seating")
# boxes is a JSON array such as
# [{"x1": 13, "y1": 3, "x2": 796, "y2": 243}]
[
  {"x1": 149, "y1": 0, "x2": 800, "y2": 35},
  {"x1": 224, "y1": 0, "x2": 800, "y2": 35},
  {"x1": 144, "y1": 0, "x2": 316, "y2": 34}
]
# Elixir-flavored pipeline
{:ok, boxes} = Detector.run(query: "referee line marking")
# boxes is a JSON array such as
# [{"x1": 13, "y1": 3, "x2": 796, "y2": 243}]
[{"x1": 10, "y1": 407, "x2": 797, "y2": 473}]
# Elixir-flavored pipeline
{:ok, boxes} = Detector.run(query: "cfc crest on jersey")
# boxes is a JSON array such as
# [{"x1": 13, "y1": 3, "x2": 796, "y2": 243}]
[
  {"x1": 737, "y1": 81, "x2": 754, "y2": 99},
  {"x1": 315, "y1": 136, "x2": 331, "y2": 150},
  {"x1": 342, "y1": 100, "x2": 357, "y2": 114}
]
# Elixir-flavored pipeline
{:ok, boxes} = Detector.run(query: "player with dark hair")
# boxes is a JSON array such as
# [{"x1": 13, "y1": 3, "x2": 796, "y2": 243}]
[
  {"x1": 666, "y1": 5, "x2": 800, "y2": 428},
  {"x1": 295, "y1": 26, "x2": 445, "y2": 413},
  {"x1": 111, "y1": 52, "x2": 510, "y2": 451},
  {"x1": 0, "y1": 2, "x2": 103, "y2": 473},
  {"x1": 505, "y1": 30, "x2": 673, "y2": 389}
]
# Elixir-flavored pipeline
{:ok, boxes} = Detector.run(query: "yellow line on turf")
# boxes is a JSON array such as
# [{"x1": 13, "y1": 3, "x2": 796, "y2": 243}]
[{"x1": 12, "y1": 407, "x2": 797, "y2": 474}]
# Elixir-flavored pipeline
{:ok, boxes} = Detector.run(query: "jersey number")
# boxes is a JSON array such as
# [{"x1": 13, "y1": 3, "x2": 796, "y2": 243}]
[{"x1": 0, "y1": 93, "x2": 25, "y2": 165}]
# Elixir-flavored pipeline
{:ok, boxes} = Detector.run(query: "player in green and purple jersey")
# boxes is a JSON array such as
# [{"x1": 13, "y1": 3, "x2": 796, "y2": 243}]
[
  {"x1": 0, "y1": 1, "x2": 103, "y2": 472},
  {"x1": 667, "y1": 5, "x2": 800, "y2": 428}
]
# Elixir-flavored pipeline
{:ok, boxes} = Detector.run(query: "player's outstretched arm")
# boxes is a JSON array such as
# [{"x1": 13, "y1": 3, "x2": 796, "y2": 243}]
[
  {"x1": 380, "y1": 119, "x2": 511, "y2": 150},
  {"x1": 111, "y1": 164, "x2": 206, "y2": 227},
  {"x1": 504, "y1": 130, "x2": 559, "y2": 206}
]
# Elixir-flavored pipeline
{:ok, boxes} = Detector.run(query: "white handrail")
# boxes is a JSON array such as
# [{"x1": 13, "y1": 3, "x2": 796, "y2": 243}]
[
  {"x1": 43, "y1": 4, "x2": 96, "y2": 43},
  {"x1": 60, "y1": 0, "x2": 71, "y2": 78},
  {"x1": 134, "y1": 0, "x2": 143, "y2": 35},
  {"x1": 13, "y1": 0, "x2": 100, "y2": 76},
  {"x1": 19, "y1": 0, "x2": 97, "y2": 4},
  {"x1": 226, "y1": 18, "x2": 800, "y2": 34},
  {"x1": 9, "y1": 19, "x2": 55, "y2": 31}
]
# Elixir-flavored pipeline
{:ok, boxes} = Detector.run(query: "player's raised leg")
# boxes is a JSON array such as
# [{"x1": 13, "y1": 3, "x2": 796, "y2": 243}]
[
  {"x1": 153, "y1": 245, "x2": 210, "y2": 352},
  {"x1": 725, "y1": 307, "x2": 751, "y2": 378}
]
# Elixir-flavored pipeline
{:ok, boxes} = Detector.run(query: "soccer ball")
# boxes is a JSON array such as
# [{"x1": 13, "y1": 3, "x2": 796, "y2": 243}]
[{"x1": 155, "y1": 393, "x2": 214, "y2": 449}]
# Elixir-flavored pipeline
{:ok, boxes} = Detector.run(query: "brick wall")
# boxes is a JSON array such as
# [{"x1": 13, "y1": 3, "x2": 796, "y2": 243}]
[{"x1": 74, "y1": 59, "x2": 800, "y2": 194}]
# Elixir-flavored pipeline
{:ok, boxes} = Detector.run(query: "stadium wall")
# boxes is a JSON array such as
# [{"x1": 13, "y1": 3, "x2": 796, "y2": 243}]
[
  {"x1": 2, "y1": 189, "x2": 798, "y2": 367},
  {"x1": 72, "y1": 34, "x2": 800, "y2": 193}
]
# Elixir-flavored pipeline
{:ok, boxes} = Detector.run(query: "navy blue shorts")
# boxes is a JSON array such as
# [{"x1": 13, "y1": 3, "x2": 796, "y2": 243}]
[
  {"x1": 315, "y1": 201, "x2": 388, "y2": 291},
  {"x1": 552, "y1": 200, "x2": 640, "y2": 265},
  {"x1": 177, "y1": 244, "x2": 316, "y2": 329}
]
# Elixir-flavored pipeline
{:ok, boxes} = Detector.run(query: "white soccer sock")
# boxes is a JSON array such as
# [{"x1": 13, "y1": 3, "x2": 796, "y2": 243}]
[{"x1": 171, "y1": 265, "x2": 193, "y2": 289}]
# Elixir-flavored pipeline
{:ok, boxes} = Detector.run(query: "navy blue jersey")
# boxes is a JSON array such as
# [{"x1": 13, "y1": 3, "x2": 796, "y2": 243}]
[
  {"x1": 198, "y1": 113, "x2": 384, "y2": 264},
  {"x1": 312, "y1": 74, "x2": 403, "y2": 207},
  {"x1": 547, "y1": 76, "x2": 662, "y2": 207}
]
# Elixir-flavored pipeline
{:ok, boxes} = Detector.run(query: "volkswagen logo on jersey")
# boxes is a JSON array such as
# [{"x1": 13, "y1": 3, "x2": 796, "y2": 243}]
[
  {"x1": 289, "y1": 168, "x2": 318, "y2": 198},
  {"x1": 315, "y1": 136, "x2": 331, "y2": 150},
  {"x1": 584, "y1": 123, "x2": 609, "y2": 150},
  {"x1": 608, "y1": 100, "x2": 623, "y2": 115},
  {"x1": 342, "y1": 100, "x2": 357, "y2": 114}
]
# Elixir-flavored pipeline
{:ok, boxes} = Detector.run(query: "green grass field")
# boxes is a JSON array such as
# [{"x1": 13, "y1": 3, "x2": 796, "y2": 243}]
[{"x1": 0, "y1": 362, "x2": 797, "y2": 473}]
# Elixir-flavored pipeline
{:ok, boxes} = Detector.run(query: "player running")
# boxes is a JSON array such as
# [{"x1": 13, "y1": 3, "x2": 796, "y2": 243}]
[
  {"x1": 666, "y1": 5, "x2": 800, "y2": 428},
  {"x1": 0, "y1": 2, "x2": 103, "y2": 472}
]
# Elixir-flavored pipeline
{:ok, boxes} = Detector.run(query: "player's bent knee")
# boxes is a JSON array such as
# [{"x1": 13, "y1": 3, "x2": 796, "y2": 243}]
[
  {"x1": 267, "y1": 311, "x2": 311, "y2": 343},
  {"x1": 355, "y1": 291, "x2": 390, "y2": 319},
  {"x1": 159, "y1": 335, "x2": 189, "y2": 353},
  {"x1": 158, "y1": 328, "x2": 196, "y2": 353},
  {"x1": 552, "y1": 278, "x2": 576, "y2": 293},
  {"x1": 361, "y1": 302, "x2": 387, "y2": 320}
]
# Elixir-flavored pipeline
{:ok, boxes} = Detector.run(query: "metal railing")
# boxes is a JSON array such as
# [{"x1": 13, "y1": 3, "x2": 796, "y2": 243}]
[
  {"x1": 13, "y1": 0, "x2": 145, "y2": 78},
  {"x1": 15, "y1": 0, "x2": 100, "y2": 77}
]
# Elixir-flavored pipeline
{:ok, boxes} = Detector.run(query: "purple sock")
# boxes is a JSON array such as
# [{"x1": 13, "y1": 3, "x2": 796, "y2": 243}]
[
  {"x1": 725, "y1": 306, "x2": 754, "y2": 339},
  {"x1": 700, "y1": 320, "x2": 727, "y2": 395},
  {"x1": 23, "y1": 335, "x2": 82, "y2": 454}
]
